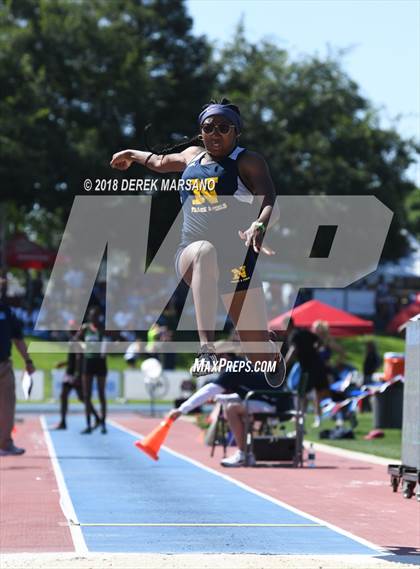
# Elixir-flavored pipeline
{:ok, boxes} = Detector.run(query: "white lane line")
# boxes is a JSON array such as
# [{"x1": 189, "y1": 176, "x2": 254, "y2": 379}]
[
  {"x1": 40, "y1": 415, "x2": 88, "y2": 554},
  {"x1": 108, "y1": 418, "x2": 387, "y2": 557},
  {"x1": 72, "y1": 522, "x2": 323, "y2": 527}
]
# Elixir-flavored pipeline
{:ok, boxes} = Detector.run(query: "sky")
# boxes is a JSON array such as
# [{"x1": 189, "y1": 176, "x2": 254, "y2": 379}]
[{"x1": 186, "y1": 0, "x2": 419, "y2": 184}]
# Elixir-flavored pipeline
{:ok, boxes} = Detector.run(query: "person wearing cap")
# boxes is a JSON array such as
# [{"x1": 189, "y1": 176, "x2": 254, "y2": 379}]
[
  {"x1": 0, "y1": 270, "x2": 35, "y2": 456},
  {"x1": 110, "y1": 98, "x2": 284, "y2": 388}
]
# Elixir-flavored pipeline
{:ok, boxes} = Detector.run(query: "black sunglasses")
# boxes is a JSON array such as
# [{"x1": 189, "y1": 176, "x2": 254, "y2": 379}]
[{"x1": 201, "y1": 122, "x2": 235, "y2": 135}]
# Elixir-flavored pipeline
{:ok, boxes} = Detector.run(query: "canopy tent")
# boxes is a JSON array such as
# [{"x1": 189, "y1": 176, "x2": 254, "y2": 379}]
[
  {"x1": 386, "y1": 293, "x2": 420, "y2": 333},
  {"x1": 6, "y1": 233, "x2": 56, "y2": 270},
  {"x1": 269, "y1": 299, "x2": 374, "y2": 337}
]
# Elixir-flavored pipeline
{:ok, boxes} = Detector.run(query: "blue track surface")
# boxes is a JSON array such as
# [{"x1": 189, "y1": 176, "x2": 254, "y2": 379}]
[{"x1": 48, "y1": 416, "x2": 378, "y2": 554}]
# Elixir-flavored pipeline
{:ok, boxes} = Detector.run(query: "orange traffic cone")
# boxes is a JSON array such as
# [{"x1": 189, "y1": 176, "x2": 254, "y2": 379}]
[{"x1": 134, "y1": 417, "x2": 174, "y2": 461}]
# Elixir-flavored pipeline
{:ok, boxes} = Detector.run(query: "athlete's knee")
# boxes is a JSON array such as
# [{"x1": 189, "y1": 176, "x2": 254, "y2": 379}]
[
  {"x1": 226, "y1": 402, "x2": 244, "y2": 416},
  {"x1": 193, "y1": 241, "x2": 218, "y2": 272}
]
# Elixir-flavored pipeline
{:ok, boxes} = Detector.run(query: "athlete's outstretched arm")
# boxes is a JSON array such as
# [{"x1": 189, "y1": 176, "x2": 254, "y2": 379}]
[
  {"x1": 237, "y1": 151, "x2": 280, "y2": 254},
  {"x1": 238, "y1": 151, "x2": 279, "y2": 226},
  {"x1": 110, "y1": 146, "x2": 202, "y2": 174}
]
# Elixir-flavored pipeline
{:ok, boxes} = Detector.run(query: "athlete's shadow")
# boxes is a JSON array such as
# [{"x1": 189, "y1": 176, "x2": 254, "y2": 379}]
[
  {"x1": 382, "y1": 546, "x2": 420, "y2": 566},
  {"x1": 248, "y1": 464, "x2": 338, "y2": 469}
]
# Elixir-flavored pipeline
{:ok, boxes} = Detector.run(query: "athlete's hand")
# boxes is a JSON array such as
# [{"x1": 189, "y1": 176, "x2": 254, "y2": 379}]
[
  {"x1": 110, "y1": 150, "x2": 135, "y2": 170},
  {"x1": 167, "y1": 409, "x2": 182, "y2": 421},
  {"x1": 25, "y1": 360, "x2": 36, "y2": 375},
  {"x1": 238, "y1": 222, "x2": 275, "y2": 255}
]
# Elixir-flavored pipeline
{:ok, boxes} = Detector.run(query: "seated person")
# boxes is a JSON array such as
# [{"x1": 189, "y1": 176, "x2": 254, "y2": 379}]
[{"x1": 168, "y1": 352, "x2": 282, "y2": 467}]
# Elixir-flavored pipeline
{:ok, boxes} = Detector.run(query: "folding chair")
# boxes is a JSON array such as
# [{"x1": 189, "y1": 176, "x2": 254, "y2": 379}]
[
  {"x1": 210, "y1": 403, "x2": 228, "y2": 458},
  {"x1": 244, "y1": 389, "x2": 305, "y2": 467}
]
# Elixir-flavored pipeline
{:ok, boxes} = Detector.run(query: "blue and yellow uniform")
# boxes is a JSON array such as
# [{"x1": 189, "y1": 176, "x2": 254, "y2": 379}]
[{"x1": 175, "y1": 146, "x2": 262, "y2": 294}]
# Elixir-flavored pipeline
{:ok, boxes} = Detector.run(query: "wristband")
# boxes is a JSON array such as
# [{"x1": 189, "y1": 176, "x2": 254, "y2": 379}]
[
  {"x1": 144, "y1": 152, "x2": 155, "y2": 166},
  {"x1": 254, "y1": 221, "x2": 266, "y2": 233}
]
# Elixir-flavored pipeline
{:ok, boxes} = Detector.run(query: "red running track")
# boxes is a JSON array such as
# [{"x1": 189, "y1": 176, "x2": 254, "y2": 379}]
[
  {"x1": 1, "y1": 413, "x2": 418, "y2": 555},
  {"x1": 0, "y1": 415, "x2": 73, "y2": 553},
  {"x1": 115, "y1": 414, "x2": 420, "y2": 555}
]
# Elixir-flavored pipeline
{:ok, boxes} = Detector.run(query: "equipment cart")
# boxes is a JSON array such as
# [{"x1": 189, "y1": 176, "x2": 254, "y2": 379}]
[{"x1": 388, "y1": 318, "x2": 420, "y2": 501}]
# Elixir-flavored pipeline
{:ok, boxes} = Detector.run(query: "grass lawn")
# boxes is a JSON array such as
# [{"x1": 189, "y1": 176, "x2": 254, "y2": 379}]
[
  {"x1": 337, "y1": 334, "x2": 405, "y2": 371},
  {"x1": 304, "y1": 411, "x2": 401, "y2": 461},
  {"x1": 195, "y1": 410, "x2": 401, "y2": 461},
  {"x1": 13, "y1": 337, "x2": 193, "y2": 372}
]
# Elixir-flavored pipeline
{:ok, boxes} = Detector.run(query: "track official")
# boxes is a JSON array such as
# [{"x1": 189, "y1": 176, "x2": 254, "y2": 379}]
[{"x1": 0, "y1": 271, "x2": 35, "y2": 456}]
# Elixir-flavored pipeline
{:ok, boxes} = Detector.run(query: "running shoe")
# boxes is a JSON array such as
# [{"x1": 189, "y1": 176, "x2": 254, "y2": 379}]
[
  {"x1": 220, "y1": 450, "x2": 246, "y2": 467},
  {"x1": 190, "y1": 343, "x2": 218, "y2": 377},
  {"x1": 264, "y1": 330, "x2": 287, "y2": 388},
  {"x1": 312, "y1": 415, "x2": 321, "y2": 428},
  {"x1": 0, "y1": 444, "x2": 25, "y2": 456},
  {"x1": 52, "y1": 422, "x2": 67, "y2": 430},
  {"x1": 220, "y1": 450, "x2": 256, "y2": 467},
  {"x1": 92, "y1": 417, "x2": 101, "y2": 431}
]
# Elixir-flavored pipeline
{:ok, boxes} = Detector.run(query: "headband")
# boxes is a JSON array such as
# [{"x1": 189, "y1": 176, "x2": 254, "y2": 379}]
[{"x1": 198, "y1": 104, "x2": 242, "y2": 132}]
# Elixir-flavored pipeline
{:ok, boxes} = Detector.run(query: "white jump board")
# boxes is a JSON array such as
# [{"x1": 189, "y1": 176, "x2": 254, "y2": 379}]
[
  {"x1": 51, "y1": 369, "x2": 121, "y2": 400},
  {"x1": 123, "y1": 370, "x2": 191, "y2": 401},
  {"x1": 15, "y1": 370, "x2": 44, "y2": 401}
]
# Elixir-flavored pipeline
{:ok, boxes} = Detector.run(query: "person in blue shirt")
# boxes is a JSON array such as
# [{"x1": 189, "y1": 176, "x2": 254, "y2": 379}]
[
  {"x1": 110, "y1": 99, "x2": 284, "y2": 388},
  {"x1": 0, "y1": 271, "x2": 35, "y2": 456}
]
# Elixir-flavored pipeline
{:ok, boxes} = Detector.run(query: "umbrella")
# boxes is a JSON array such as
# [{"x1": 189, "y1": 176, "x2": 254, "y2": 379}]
[
  {"x1": 269, "y1": 299, "x2": 374, "y2": 337},
  {"x1": 6, "y1": 232, "x2": 56, "y2": 269},
  {"x1": 386, "y1": 293, "x2": 420, "y2": 333}
]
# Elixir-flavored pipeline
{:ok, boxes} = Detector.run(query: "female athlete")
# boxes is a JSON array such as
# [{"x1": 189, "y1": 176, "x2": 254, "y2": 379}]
[{"x1": 110, "y1": 99, "x2": 284, "y2": 387}]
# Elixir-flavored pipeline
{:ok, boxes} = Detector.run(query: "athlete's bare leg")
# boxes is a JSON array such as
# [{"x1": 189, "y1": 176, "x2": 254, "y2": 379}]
[
  {"x1": 222, "y1": 287, "x2": 286, "y2": 386},
  {"x1": 178, "y1": 240, "x2": 219, "y2": 347},
  {"x1": 221, "y1": 287, "x2": 273, "y2": 363}
]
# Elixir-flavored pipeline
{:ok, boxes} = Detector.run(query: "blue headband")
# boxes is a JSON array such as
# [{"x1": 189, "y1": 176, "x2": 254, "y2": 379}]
[{"x1": 198, "y1": 104, "x2": 242, "y2": 132}]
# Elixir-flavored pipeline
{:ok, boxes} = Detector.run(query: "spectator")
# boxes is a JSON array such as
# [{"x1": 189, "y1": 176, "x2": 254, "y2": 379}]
[
  {"x1": 124, "y1": 334, "x2": 144, "y2": 367},
  {"x1": 284, "y1": 317, "x2": 330, "y2": 427},
  {"x1": 311, "y1": 320, "x2": 345, "y2": 381},
  {"x1": 363, "y1": 340, "x2": 381, "y2": 383},
  {"x1": 361, "y1": 340, "x2": 381, "y2": 412},
  {"x1": 0, "y1": 270, "x2": 35, "y2": 456},
  {"x1": 53, "y1": 339, "x2": 101, "y2": 430},
  {"x1": 76, "y1": 307, "x2": 108, "y2": 434}
]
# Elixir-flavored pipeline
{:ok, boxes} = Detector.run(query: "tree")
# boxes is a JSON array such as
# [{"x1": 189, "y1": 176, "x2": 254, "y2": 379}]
[
  {"x1": 216, "y1": 26, "x2": 419, "y2": 259},
  {"x1": 0, "y1": 0, "x2": 215, "y2": 213},
  {"x1": 405, "y1": 188, "x2": 420, "y2": 239}
]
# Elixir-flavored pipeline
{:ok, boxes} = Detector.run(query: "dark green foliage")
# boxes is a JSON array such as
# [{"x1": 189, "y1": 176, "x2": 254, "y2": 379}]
[
  {"x1": 216, "y1": 26, "x2": 419, "y2": 258},
  {"x1": 0, "y1": 0, "x2": 215, "y2": 211},
  {"x1": 1, "y1": 7, "x2": 417, "y2": 259}
]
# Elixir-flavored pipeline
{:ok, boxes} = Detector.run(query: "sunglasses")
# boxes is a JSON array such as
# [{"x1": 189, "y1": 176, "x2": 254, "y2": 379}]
[{"x1": 201, "y1": 122, "x2": 235, "y2": 135}]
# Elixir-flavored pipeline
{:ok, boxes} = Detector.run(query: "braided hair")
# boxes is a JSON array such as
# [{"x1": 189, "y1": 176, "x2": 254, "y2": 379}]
[{"x1": 144, "y1": 98, "x2": 241, "y2": 157}]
